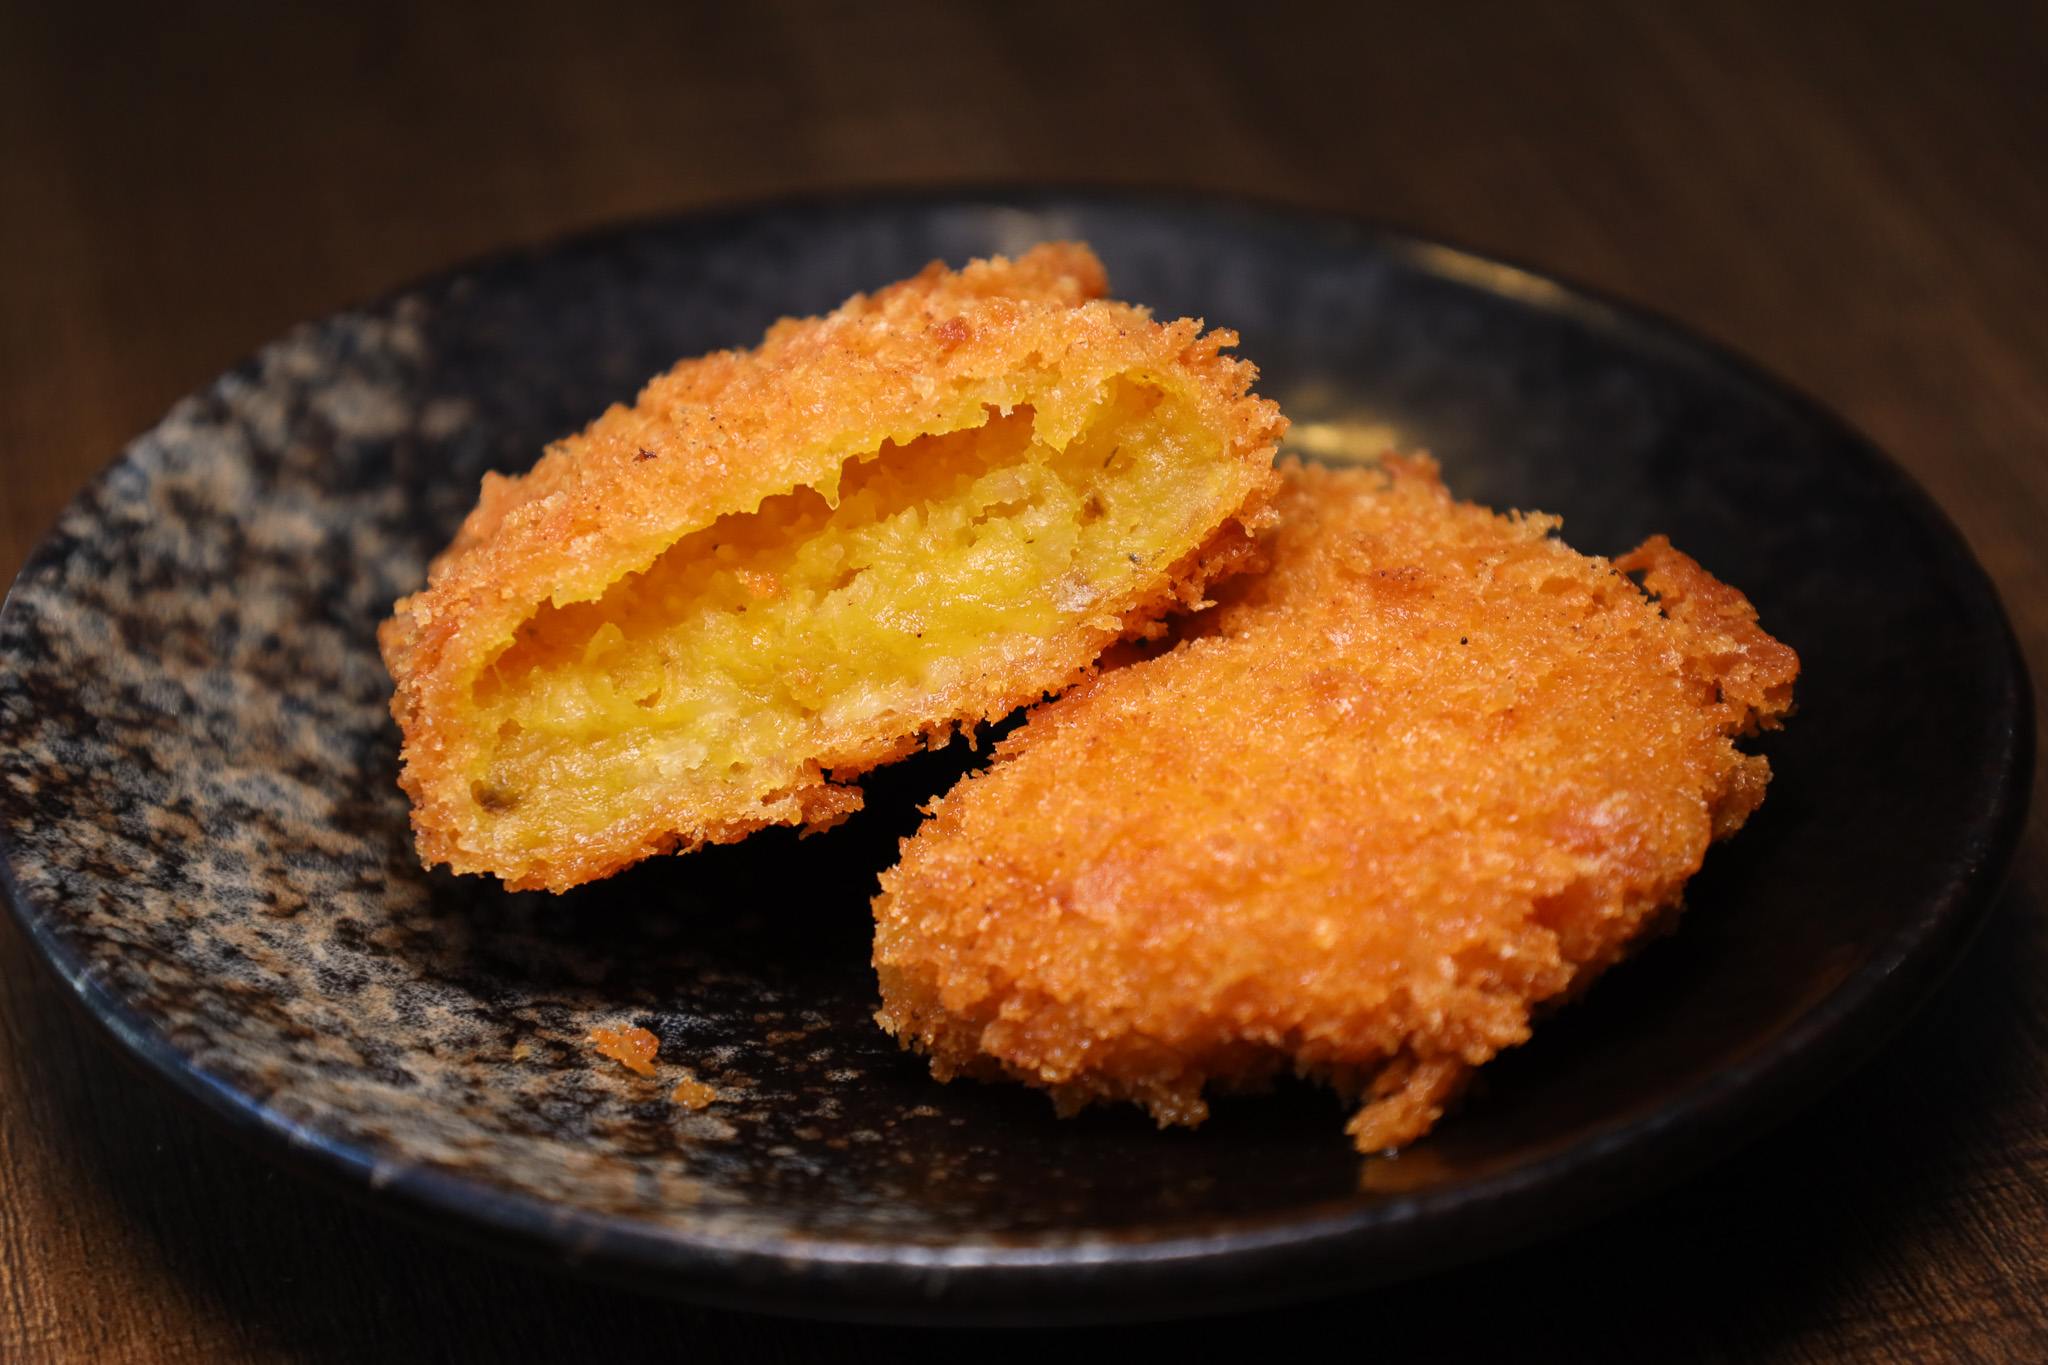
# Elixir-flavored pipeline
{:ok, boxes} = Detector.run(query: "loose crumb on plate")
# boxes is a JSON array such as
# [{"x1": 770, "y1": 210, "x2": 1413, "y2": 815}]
[
  {"x1": 671, "y1": 1073, "x2": 719, "y2": 1109},
  {"x1": 589, "y1": 1023, "x2": 659, "y2": 1077}
]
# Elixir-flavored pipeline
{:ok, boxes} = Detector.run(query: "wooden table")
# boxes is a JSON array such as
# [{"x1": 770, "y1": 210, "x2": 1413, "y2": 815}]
[{"x1": 5, "y1": 3, "x2": 2046, "y2": 1358}]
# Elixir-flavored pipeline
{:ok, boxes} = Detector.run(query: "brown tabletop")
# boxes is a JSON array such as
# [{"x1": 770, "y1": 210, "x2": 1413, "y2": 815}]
[{"x1": 5, "y1": 2, "x2": 2047, "y2": 1359}]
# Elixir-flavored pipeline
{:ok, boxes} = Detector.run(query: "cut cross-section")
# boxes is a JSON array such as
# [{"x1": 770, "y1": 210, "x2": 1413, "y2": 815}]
[{"x1": 380, "y1": 244, "x2": 1285, "y2": 890}]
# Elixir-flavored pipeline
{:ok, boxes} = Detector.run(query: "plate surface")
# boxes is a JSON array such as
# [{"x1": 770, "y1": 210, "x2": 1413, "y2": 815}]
[{"x1": 0, "y1": 192, "x2": 2029, "y2": 1323}]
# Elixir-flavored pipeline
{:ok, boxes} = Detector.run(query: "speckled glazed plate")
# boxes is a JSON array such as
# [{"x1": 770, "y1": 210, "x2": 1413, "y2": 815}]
[{"x1": 0, "y1": 193, "x2": 2030, "y2": 1324}]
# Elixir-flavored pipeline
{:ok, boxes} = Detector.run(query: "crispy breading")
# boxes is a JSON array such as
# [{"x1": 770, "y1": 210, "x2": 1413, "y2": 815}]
[
  {"x1": 380, "y1": 244, "x2": 1284, "y2": 891},
  {"x1": 872, "y1": 456, "x2": 1799, "y2": 1152}
]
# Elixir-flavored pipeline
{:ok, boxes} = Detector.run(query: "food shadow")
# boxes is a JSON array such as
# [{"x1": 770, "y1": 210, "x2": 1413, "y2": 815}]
[{"x1": 402, "y1": 715, "x2": 1366, "y2": 1238}]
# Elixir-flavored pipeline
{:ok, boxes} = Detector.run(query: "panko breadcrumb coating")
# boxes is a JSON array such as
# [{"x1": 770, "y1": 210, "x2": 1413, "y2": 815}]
[
  {"x1": 380, "y1": 244, "x2": 1284, "y2": 891},
  {"x1": 873, "y1": 457, "x2": 1798, "y2": 1153}
]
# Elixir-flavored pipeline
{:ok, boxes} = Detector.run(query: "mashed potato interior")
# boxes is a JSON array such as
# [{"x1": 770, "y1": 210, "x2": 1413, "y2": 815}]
[{"x1": 466, "y1": 375, "x2": 1231, "y2": 848}]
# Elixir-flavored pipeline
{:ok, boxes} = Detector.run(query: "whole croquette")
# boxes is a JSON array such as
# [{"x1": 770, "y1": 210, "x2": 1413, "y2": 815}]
[
  {"x1": 872, "y1": 456, "x2": 1798, "y2": 1152},
  {"x1": 380, "y1": 244, "x2": 1284, "y2": 892}
]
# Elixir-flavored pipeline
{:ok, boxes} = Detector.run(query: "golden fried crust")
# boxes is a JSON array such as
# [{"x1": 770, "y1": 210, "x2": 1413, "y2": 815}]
[
  {"x1": 380, "y1": 244, "x2": 1284, "y2": 890},
  {"x1": 872, "y1": 457, "x2": 1799, "y2": 1152}
]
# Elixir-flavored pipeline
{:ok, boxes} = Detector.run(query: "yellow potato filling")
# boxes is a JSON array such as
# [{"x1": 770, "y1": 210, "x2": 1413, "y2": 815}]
[{"x1": 466, "y1": 375, "x2": 1235, "y2": 850}]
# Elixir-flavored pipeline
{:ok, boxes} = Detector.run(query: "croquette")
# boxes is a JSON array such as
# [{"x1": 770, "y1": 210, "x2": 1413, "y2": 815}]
[
  {"x1": 872, "y1": 456, "x2": 1799, "y2": 1152},
  {"x1": 380, "y1": 244, "x2": 1285, "y2": 891}
]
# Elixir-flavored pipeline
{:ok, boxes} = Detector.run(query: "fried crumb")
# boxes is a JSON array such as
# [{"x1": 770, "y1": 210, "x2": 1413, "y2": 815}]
[
  {"x1": 873, "y1": 456, "x2": 1798, "y2": 1153},
  {"x1": 380, "y1": 244, "x2": 1284, "y2": 891},
  {"x1": 670, "y1": 1073, "x2": 719, "y2": 1110},
  {"x1": 588, "y1": 1023, "x2": 659, "y2": 1077}
]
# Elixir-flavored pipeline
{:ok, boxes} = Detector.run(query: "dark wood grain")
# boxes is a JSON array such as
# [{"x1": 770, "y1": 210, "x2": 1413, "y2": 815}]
[{"x1": 4, "y1": 1, "x2": 2047, "y2": 1359}]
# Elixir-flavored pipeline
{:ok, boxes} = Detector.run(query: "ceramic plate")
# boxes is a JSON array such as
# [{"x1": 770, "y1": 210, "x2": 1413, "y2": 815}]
[{"x1": 0, "y1": 192, "x2": 2029, "y2": 1323}]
